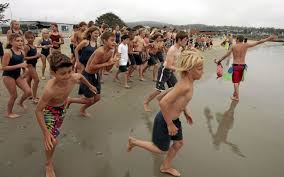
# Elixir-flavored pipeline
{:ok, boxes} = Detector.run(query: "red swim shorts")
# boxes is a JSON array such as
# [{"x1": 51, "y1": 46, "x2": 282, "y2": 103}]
[{"x1": 232, "y1": 64, "x2": 246, "y2": 83}]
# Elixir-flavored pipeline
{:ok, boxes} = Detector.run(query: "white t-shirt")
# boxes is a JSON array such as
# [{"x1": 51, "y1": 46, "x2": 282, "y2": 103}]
[{"x1": 118, "y1": 43, "x2": 128, "y2": 66}]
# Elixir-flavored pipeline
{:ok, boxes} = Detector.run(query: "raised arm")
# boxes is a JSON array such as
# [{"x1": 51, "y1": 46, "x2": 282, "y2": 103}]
[{"x1": 247, "y1": 35, "x2": 277, "y2": 48}]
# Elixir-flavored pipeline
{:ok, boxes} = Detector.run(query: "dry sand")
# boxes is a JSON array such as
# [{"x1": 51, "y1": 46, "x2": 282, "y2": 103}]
[{"x1": 0, "y1": 36, "x2": 284, "y2": 177}]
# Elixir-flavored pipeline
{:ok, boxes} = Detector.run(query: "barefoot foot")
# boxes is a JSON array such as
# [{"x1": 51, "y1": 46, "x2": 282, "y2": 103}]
[
  {"x1": 143, "y1": 103, "x2": 152, "y2": 112},
  {"x1": 160, "y1": 166, "x2": 181, "y2": 177},
  {"x1": 230, "y1": 96, "x2": 239, "y2": 101},
  {"x1": 79, "y1": 109, "x2": 91, "y2": 117},
  {"x1": 45, "y1": 164, "x2": 56, "y2": 177},
  {"x1": 5, "y1": 113, "x2": 21, "y2": 119}
]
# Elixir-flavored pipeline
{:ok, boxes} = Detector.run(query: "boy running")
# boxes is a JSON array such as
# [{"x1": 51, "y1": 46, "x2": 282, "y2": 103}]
[
  {"x1": 128, "y1": 50, "x2": 204, "y2": 177},
  {"x1": 35, "y1": 52, "x2": 97, "y2": 177}
]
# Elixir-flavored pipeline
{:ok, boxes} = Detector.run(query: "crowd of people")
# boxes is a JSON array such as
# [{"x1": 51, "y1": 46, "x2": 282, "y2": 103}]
[{"x1": 0, "y1": 19, "x2": 277, "y2": 177}]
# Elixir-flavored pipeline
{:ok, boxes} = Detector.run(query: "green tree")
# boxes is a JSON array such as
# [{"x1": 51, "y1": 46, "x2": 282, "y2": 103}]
[
  {"x1": 95, "y1": 12, "x2": 126, "y2": 28},
  {"x1": 0, "y1": 3, "x2": 9, "y2": 24}
]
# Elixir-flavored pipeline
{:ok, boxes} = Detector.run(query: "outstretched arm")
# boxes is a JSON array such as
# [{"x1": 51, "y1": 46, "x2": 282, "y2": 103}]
[{"x1": 247, "y1": 35, "x2": 277, "y2": 48}]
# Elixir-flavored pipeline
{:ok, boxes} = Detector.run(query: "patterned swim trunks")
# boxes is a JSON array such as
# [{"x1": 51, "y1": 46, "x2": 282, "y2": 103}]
[{"x1": 44, "y1": 104, "x2": 66, "y2": 138}]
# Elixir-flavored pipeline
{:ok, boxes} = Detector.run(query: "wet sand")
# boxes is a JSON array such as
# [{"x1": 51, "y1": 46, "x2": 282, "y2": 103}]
[{"x1": 0, "y1": 37, "x2": 284, "y2": 177}]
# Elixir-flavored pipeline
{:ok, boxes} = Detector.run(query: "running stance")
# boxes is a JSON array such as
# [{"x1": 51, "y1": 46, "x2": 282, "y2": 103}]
[
  {"x1": 128, "y1": 50, "x2": 204, "y2": 177},
  {"x1": 215, "y1": 35, "x2": 277, "y2": 101},
  {"x1": 75, "y1": 26, "x2": 100, "y2": 94},
  {"x1": 2, "y1": 33, "x2": 32, "y2": 118},
  {"x1": 35, "y1": 52, "x2": 96, "y2": 177},
  {"x1": 67, "y1": 31, "x2": 119, "y2": 117},
  {"x1": 133, "y1": 28, "x2": 147, "y2": 81},
  {"x1": 144, "y1": 31, "x2": 188, "y2": 112},
  {"x1": 37, "y1": 28, "x2": 52, "y2": 80},
  {"x1": 24, "y1": 31, "x2": 41, "y2": 103}
]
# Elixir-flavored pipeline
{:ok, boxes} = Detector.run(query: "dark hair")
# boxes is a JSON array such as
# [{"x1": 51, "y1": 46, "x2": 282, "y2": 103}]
[
  {"x1": 237, "y1": 35, "x2": 244, "y2": 42},
  {"x1": 102, "y1": 24, "x2": 109, "y2": 29},
  {"x1": 88, "y1": 21, "x2": 95, "y2": 28},
  {"x1": 24, "y1": 30, "x2": 35, "y2": 38},
  {"x1": 49, "y1": 52, "x2": 73, "y2": 72},
  {"x1": 101, "y1": 31, "x2": 114, "y2": 42},
  {"x1": 51, "y1": 23, "x2": 58, "y2": 28},
  {"x1": 84, "y1": 26, "x2": 100, "y2": 40},
  {"x1": 244, "y1": 38, "x2": 248, "y2": 43},
  {"x1": 176, "y1": 31, "x2": 188, "y2": 42},
  {"x1": 79, "y1": 21, "x2": 87, "y2": 27},
  {"x1": 121, "y1": 35, "x2": 129, "y2": 41},
  {"x1": 73, "y1": 24, "x2": 79, "y2": 29}
]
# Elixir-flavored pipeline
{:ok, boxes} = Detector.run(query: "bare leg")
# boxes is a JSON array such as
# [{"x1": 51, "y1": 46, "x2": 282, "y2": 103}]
[
  {"x1": 99, "y1": 70, "x2": 104, "y2": 83},
  {"x1": 160, "y1": 141, "x2": 183, "y2": 177},
  {"x1": 41, "y1": 55, "x2": 47, "y2": 79},
  {"x1": 152, "y1": 64, "x2": 158, "y2": 81},
  {"x1": 144, "y1": 90, "x2": 161, "y2": 112},
  {"x1": 29, "y1": 66, "x2": 40, "y2": 102},
  {"x1": 142, "y1": 65, "x2": 149, "y2": 76},
  {"x1": 3, "y1": 77, "x2": 20, "y2": 118},
  {"x1": 113, "y1": 70, "x2": 120, "y2": 82},
  {"x1": 139, "y1": 65, "x2": 145, "y2": 81},
  {"x1": 127, "y1": 136, "x2": 164, "y2": 154},
  {"x1": 124, "y1": 72, "x2": 130, "y2": 88},
  {"x1": 128, "y1": 65, "x2": 136, "y2": 81},
  {"x1": 16, "y1": 77, "x2": 32, "y2": 109},
  {"x1": 231, "y1": 83, "x2": 240, "y2": 101},
  {"x1": 45, "y1": 140, "x2": 57, "y2": 177},
  {"x1": 80, "y1": 95, "x2": 100, "y2": 117}
]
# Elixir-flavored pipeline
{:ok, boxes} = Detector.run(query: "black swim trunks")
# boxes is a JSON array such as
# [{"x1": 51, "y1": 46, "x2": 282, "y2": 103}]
[
  {"x1": 156, "y1": 66, "x2": 177, "y2": 91},
  {"x1": 119, "y1": 65, "x2": 128, "y2": 73},
  {"x1": 79, "y1": 70, "x2": 101, "y2": 98},
  {"x1": 152, "y1": 111, "x2": 183, "y2": 151}
]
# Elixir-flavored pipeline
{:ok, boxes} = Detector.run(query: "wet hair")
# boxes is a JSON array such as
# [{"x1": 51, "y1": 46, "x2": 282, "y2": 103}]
[
  {"x1": 84, "y1": 26, "x2": 100, "y2": 40},
  {"x1": 24, "y1": 30, "x2": 35, "y2": 38},
  {"x1": 49, "y1": 52, "x2": 73, "y2": 72},
  {"x1": 176, "y1": 31, "x2": 188, "y2": 42},
  {"x1": 237, "y1": 35, "x2": 244, "y2": 42},
  {"x1": 244, "y1": 38, "x2": 248, "y2": 43},
  {"x1": 79, "y1": 21, "x2": 87, "y2": 28},
  {"x1": 121, "y1": 35, "x2": 129, "y2": 41},
  {"x1": 101, "y1": 31, "x2": 114, "y2": 42},
  {"x1": 177, "y1": 49, "x2": 204, "y2": 76}
]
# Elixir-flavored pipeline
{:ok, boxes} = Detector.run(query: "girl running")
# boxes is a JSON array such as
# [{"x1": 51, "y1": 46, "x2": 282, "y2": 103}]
[{"x1": 50, "y1": 23, "x2": 64, "y2": 53}]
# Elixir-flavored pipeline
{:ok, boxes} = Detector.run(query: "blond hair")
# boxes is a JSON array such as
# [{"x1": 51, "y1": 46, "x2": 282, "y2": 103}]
[{"x1": 177, "y1": 49, "x2": 204, "y2": 75}]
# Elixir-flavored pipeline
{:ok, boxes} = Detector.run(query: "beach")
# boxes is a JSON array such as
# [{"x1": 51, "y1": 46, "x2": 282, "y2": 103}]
[{"x1": 0, "y1": 37, "x2": 284, "y2": 177}]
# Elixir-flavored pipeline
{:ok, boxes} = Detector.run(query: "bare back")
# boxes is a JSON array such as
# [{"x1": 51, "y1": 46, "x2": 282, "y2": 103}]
[{"x1": 232, "y1": 43, "x2": 249, "y2": 64}]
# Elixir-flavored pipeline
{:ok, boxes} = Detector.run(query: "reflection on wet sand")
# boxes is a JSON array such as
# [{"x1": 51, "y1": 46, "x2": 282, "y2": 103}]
[{"x1": 204, "y1": 101, "x2": 246, "y2": 158}]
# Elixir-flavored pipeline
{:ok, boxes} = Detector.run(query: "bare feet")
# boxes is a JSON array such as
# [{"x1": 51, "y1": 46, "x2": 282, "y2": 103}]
[
  {"x1": 32, "y1": 97, "x2": 39, "y2": 104},
  {"x1": 5, "y1": 113, "x2": 21, "y2": 119},
  {"x1": 42, "y1": 76, "x2": 46, "y2": 80},
  {"x1": 17, "y1": 103, "x2": 28, "y2": 111},
  {"x1": 152, "y1": 79, "x2": 157, "y2": 82},
  {"x1": 127, "y1": 137, "x2": 136, "y2": 152},
  {"x1": 160, "y1": 165, "x2": 181, "y2": 177},
  {"x1": 230, "y1": 96, "x2": 239, "y2": 101},
  {"x1": 113, "y1": 77, "x2": 120, "y2": 82},
  {"x1": 79, "y1": 109, "x2": 90, "y2": 117},
  {"x1": 128, "y1": 79, "x2": 134, "y2": 82},
  {"x1": 143, "y1": 103, "x2": 152, "y2": 112},
  {"x1": 45, "y1": 164, "x2": 56, "y2": 177},
  {"x1": 139, "y1": 78, "x2": 145, "y2": 81},
  {"x1": 124, "y1": 85, "x2": 130, "y2": 89}
]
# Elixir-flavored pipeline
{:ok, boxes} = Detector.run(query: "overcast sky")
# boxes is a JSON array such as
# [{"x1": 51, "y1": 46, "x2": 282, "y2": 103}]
[{"x1": 3, "y1": 0, "x2": 284, "y2": 28}]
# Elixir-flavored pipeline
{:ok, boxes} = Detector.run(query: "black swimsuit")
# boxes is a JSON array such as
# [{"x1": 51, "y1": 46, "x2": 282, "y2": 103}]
[
  {"x1": 26, "y1": 45, "x2": 38, "y2": 67},
  {"x1": 2, "y1": 49, "x2": 24, "y2": 80}
]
